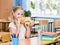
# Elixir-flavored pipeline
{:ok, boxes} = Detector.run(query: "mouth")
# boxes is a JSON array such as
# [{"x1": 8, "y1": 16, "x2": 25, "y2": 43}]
[{"x1": 17, "y1": 17, "x2": 21, "y2": 18}]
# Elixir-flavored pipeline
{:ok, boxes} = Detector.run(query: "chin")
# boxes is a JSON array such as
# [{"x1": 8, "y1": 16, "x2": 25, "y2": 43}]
[{"x1": 18, "y1": 17, "x2": 21, "y2": 18}]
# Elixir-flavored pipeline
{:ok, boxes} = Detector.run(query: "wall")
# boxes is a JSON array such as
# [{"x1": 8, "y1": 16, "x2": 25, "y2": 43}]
[
  {"x1": 12, "y1": 0, "x2": 29, "y2": 10},
  {"x1": 12, "y1": 0, "x2": 16, "y2": 7}
]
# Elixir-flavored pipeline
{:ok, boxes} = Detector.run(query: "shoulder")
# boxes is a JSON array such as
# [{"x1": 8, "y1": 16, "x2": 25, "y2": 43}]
[
  {"x1": 9, "y1": 22, "x2": 15, "y2": 28},
  {"x1": 9, "y1": 22, "x2": 14, "y2": 26}
]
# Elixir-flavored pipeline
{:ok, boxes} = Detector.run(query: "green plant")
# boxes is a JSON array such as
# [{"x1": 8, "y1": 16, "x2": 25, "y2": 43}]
[
  {"x1": 30, "y1": 1, "x2": 35, "y2": 9},
  {"x1": 50, "y1": 4, "x2": 57, "y2": 9},
  {"x1": 24, "y1": 10, "x2": 31, "y2": 17}
]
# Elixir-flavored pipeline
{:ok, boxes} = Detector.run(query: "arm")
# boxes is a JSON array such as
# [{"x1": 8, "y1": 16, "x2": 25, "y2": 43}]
[
  {"x1": 9, "y1": 19, "x2": 21, "y2": 38},
  {"x1": 24, "y1": 21, "x2": 34, "y2": 39},
  {"x1": 25, "y1": 25, "x2": 31, "y2": 39},
  {"x1": 9, "y1": 27, "x2": 16, "y2": 36},
  {"x1": 14, "y1": 19, "x2": 21, "y2": 37},
  {"x1": 16, "y1": 25, "x2": 20, "y2": 37},
  {"x1": 9, "y1": 24, "x2": 20, "y2": 38},
  {"x1": 9, "y1": 27, "x2": 20, "y2": 38}
]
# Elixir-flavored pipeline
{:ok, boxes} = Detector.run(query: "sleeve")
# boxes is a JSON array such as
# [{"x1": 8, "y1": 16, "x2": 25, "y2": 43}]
[
  {"x1": 9, "y1": 22, "x2": 15, "y2": 28},
  {"x1": 9, "y1": 22, "x2": 16, "y2": 34}
]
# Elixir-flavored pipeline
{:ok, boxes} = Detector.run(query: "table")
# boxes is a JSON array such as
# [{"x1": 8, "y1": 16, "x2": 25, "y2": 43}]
[
  {"x1": 0, "y1": 32, "x2": 60, "y2": 45},
  {"x1": 0, "y1": 37, "x2": 60, "y2": 45}
]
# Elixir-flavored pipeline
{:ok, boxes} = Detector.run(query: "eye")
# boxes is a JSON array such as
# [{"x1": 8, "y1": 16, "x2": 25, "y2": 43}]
[
  {"x1": 17, "y1": 13, "x2": 24, "y2": 16},
  {"x1": 21, "y1": 14, "x2": 24, "y2": 15},
  {"x1": 17, "y1": 13, "x2": 20, "y2": 15}
]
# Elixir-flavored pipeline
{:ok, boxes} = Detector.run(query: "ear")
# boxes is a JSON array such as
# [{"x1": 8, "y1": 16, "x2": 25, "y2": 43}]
[{"x1": 12, "y1": 12, "x2": 15, "y2": 16}]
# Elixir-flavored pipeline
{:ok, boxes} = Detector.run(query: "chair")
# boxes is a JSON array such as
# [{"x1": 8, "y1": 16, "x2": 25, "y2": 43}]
[
  {"x1": 39, "y1": 20, "x2": 49, "y2": 32},
  {"x1": 1, "y1": 33, "x2": 11, "y2": 42},
  {"x1": 54, "y1": 20, "x2": 60, "y2": 33}
]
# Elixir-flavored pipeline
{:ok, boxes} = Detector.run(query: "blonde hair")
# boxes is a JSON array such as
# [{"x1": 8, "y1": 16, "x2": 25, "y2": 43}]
[{"x1": 13, "y1": 6, "x2": 24, "y2": 12}]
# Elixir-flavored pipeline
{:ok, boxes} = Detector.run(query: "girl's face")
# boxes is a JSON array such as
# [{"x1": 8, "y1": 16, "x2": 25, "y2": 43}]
[{"x1": 13, "y1": 9, "x2": 24, "y2": 20}]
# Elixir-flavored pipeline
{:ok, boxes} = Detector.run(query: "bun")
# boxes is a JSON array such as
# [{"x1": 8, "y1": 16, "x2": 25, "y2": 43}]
[{"x1": 20, "y1": 17, "x2": 26, "y2": 24}]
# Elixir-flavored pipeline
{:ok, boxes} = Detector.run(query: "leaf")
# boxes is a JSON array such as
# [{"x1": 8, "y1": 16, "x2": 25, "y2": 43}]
[
  {"x1": 50, "y1": 4, "x2": 57, "y2": 9},
  {"x1": 30, "y1": 1, "x2": 35, "y2": 9}
]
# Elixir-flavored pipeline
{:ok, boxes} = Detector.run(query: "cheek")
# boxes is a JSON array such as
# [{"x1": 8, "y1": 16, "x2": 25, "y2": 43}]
[
  {"x1": 13, "y1": 14, "x2": 18, "y2": 19},
  {"x1": 17, "y1": 15, "x2": 21, "y2": 18},
  {"x1": 14, "y1": 13, "x2": 23, "y2": 18},
  {"x1": 16, "y1": 15, "x2": 23, "y2": 19},
  {"x1": 18, "y1": 15, "x2": 23, "y2": 18},
  {"x1": 14, "y1": 14, "x2": 19, "y2": 17}
]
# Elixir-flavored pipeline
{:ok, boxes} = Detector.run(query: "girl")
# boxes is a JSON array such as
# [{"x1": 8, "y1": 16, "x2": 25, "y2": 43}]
[{"x1": 9, "y1": 6, "x2": 30, "y2": 40}]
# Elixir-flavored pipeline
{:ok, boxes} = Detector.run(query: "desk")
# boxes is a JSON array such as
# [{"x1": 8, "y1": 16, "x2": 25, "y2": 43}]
[
  {"x1": 0, "y1": 32, "x2": 60, "y2": 45},
  {"x1": 0, "y1": 21, "x2": 10, "y2": 32},
  {"x1": 0, "y1": 37, "x2": 60, "y2": 45}
]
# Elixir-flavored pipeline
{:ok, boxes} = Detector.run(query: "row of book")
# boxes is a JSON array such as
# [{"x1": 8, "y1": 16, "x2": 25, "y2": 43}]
[{"x1": 41, "y1": 32, "x2": 59, "y2": 41}]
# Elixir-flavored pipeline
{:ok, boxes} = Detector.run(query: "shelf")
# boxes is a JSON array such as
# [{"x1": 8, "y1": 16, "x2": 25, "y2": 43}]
[{"x1": 31, "y1": 14, "x2": 60, "y2": 19}]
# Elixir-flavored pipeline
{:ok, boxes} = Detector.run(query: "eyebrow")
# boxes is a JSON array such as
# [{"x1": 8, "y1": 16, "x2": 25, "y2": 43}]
[{"x1": 17, "y1": 13, "x2": 24, "y2": 15}]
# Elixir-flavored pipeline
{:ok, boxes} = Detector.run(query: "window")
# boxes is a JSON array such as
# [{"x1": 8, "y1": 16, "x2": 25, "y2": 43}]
[{"x1": 29, "y1": 0, "x2": 60, "y2": 17}]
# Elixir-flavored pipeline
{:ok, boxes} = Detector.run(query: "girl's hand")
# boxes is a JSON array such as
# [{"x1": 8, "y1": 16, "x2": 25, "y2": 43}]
[
  {"x1": 25, "y1": 21, "x2": 34, "y2": 28},
  {"x1": 15, "y1": 18, "x2": 21, "y2": 27},
  {"x1": 17, "y1": 19, "x2": 20, "y2": 24},
  {"x1": 25, "y1": 21, "x2": 30, "y2": 27},
  {"x1": 16, "y1": 32, "x2": 19, "y2": 38}
]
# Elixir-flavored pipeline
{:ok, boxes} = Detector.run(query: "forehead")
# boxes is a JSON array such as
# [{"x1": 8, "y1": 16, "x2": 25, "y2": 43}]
[{"x1": 15, "y1": 9, "x2": 24, "y2": 13}]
